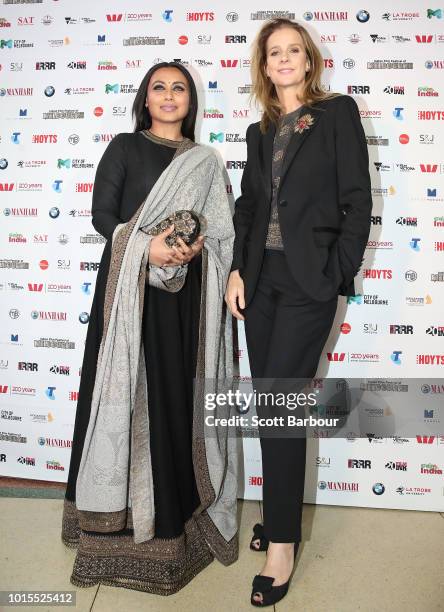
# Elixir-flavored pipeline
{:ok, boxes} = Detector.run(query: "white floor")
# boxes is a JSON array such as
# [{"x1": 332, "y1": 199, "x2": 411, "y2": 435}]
[{"x1": 1, "y1": 498, "x2": 443, "y2": 612}]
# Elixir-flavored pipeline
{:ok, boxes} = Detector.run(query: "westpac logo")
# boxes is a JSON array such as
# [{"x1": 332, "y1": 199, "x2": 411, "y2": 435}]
[
  {"x1": 28, "y1": 283, "x2": 43, "y2": 292},
  {"x1": 327, "y1": 352, "x2": 346, "y2": 362},
  {"x1": 416, "y1": 435, "x2": 435, "y2": 444},
  {"x1": 220, "y1": 59, "x2": 238, "y2": 68},
  {"x1": 415, "y1": 34, "x2": 433, "y2": 43},
  {"x1": 106, "y1": 14, "x2": 123, "y2": 22}
]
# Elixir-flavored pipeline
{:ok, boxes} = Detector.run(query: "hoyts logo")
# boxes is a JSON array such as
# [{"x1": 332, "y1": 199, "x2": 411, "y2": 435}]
[
  {"x1": 416, "y1": 435, "x2": 435, "y2": 444},
  {"x1": 220, "y1": 59, "x2": 238, "y2": 68},
  {"x1": 415, "y1": 35, "x2": 433, "y2": 43},
  {"x1": 363, "y1": 269, "x2": 392, "y2": 279},
  {"x1": 327, "y1": 352, "x2": 346, "y2": 362},
  {"x1": 249, "y1": 476, "x2": 263, "y2": 486},
  {"x1": 186, "y1": 12, "x2": 214, "y2": 21},
  {"x1": 106, "y1": 14, "x2": 122, "y2": 22},
  {"x1": 416, "y1": 354, "x2": 444, "y2": 365}
]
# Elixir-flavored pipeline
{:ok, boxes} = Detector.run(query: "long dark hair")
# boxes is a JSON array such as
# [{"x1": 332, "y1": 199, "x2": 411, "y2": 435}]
[{"x1": 132, "y1": 62, "x2": 198, "y2": 140}]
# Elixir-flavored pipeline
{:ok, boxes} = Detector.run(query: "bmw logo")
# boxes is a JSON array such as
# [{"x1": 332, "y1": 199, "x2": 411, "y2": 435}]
[
  {"x1": 0, "y1": 158, "x2": 8, "y2": 170},
  {"x1": 356, "y1": 10, "x2": 370, "y2": 22},
  {"x1": 372, "y1": 482, "x2": 385, "y2": 495},
  {"x1": 425, "y1": 61, "x2": 433, "y2": 70},
  {"x1": 44, "y1": 85, "x2": 55, "y2": 97},
  {"x1": 49, "y1": 207, "x2": 60, "y2": 219},
  {"x1": 79, "y1": 312, "x2": 90, "y2": 324},
  {"x1": 421, "y1": 384, "x2": 431, "y2": 394}
]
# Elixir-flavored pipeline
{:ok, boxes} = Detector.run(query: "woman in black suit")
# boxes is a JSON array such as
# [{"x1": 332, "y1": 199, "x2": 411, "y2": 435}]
[{"x1": 225, "y1": 18, "x2": 372, "y2": 607}]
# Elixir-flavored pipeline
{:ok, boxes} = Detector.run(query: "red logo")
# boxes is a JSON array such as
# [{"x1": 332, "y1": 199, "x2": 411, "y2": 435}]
[
  {"x1": 220, "y1": 59, "x2": 238, "y2": 68},
  {"x1": 399, "y1": 134, "x2": 409, "y2": 144},
  {"x1": 340, "y1": 323, "x2": 351, "y2": 334},
  {"x1": 106, "y1": 14, "x2": 122, "y2": 22},
  {"x1": 327, "y1": 352, "x2": 346, "y2": 362},
  {"x1": 420, "y1": 164, "x2": 438, "y2": 173},
  {"x1": 0, "y1": 183, "x2": 14, "y2": 191},
  {"x1": 416, "y1": 435, "x2": 435, "y2": 443},
  {"x1": 363, "y1": 269, "x2": 392, "y2": 279},
  {"x1": 178, "y1": 35, "x2": 188, "y2": 45},
  {"x1": 39, "y1": 260, "x2": 49, "y2": 270},
  {"x1": 94, "y1": 106, "x2": 103, "y2": 117},
  {"x1": 28, "y1": 283, "x2": 43, "y2": 292},
  {"x1": 415, "y1": 34, "x2": 433, "y2": 43}
]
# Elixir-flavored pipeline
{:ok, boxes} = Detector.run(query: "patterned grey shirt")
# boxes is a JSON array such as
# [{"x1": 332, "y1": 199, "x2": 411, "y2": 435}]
[{"x1": 264, "y1": 106, "x2": 304, "y2": 250}]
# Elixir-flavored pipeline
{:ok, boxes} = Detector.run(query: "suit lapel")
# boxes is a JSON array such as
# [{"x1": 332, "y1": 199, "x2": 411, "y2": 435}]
[
  {"x1": 258, "y1": 122, "x2": 275, "y2": 203},
  {"x1": 278, "y1": 105, "x2": 324, "y2": 195},
  {"x1": 258, "y1": 104, "x2": 326, "y2": 203}
]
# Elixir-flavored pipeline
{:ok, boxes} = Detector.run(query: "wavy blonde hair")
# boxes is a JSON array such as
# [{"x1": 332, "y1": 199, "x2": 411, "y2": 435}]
[{"x1": 250, "y1": 18, "x2": 340, "y2": 132}]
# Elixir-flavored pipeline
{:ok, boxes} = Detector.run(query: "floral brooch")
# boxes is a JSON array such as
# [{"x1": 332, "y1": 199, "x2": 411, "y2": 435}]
[{"x1": 294, "y1": 113, "x2": 314, "y2": 134}]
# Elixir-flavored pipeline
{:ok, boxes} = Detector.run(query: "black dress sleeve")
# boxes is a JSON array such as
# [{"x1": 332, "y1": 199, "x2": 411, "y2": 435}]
[{"x1": 91, "y1": 133, "x2": 128, "y2": 240}]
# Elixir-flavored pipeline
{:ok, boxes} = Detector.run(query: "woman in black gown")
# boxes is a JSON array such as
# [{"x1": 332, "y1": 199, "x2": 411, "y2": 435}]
[{"x1": 61, "y1": 62, "x2": 234, "y2": 594}]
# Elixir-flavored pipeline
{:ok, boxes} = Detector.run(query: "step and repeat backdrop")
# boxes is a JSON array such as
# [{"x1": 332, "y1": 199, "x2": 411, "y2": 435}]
[{"x1": 0, "y1": 1, "x2": 443, "y2": 510}]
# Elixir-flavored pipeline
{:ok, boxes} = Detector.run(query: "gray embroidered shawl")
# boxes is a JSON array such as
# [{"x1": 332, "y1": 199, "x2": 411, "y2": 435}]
[{"x1": 75, "y1": 141, "x2": 238, "y2": 545}]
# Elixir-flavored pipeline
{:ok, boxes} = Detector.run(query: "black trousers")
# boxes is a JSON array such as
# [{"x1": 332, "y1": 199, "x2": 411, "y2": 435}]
[{"x1": 243, "y1": 250, "x2": 338, "y2": 543}]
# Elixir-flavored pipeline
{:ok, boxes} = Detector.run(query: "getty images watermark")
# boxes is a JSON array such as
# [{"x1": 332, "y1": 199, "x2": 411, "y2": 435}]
[
  {"x1": 193, "y1": 377, "x2": 444, "y2": 439},
  {"x1": 204, "y1": 389, "x2": 340, "y2": 429}
]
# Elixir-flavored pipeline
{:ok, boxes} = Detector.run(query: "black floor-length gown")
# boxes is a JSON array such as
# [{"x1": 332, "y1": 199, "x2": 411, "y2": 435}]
[{"x1": 61, "y1": 130, "x2": 214, "y2": 594}]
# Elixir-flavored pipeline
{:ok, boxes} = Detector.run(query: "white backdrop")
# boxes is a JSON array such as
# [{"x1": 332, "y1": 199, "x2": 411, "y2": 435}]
[{"x1": 0, "y1": 1, "x2": 443, "y2": 511}]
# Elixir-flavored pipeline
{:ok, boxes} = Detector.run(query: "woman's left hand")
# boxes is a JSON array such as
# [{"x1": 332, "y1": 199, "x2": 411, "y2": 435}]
[{"x1": 172, "y1": 234, "x2": 205, "y2": 265}]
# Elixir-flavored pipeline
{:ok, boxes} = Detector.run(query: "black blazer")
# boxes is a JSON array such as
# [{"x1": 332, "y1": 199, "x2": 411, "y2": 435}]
[{"x1": 231, "y1": 94, "x2": 372, "y2": 306}]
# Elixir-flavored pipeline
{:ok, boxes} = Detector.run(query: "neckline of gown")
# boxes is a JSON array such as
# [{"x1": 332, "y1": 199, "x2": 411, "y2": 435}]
[{"x1": 141, "y1": 129, "x2": 183, "y2": 148}]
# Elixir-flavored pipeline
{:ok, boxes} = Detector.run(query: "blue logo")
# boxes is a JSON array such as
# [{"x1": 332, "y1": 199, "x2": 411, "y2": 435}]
[
  {"x1": 79, "y1": 311, "x2": 89, "y2": 323},
  {"x1": 98, "y1": 34, "x2": 106, "y2": 43},
  {"x1": 162, "y1": 9, "x2": 173, "y2": 22},
  {"x1": 347, "y1": 294, "x2": 363, "y2": 305},
  {"x1": 82, "y1": 282, "x2": 91, "y2": 295},
  {"x1": 427, "y1": 188, "x2": 437, "y2": 197},
  {"x1": 45, "y1": 386, "x2": 56, "y2": 400},
  {"x1": 303, "y1": 11, "x2": 313, "y2": 21},
  {"x1": 356, "y1": 10, "x2": 370, "y2": 22},
  {"x1": 409, "y1": 237, "x2": 421, "y2": 251},
  {"x1": 52, "y1": 179, "x2": 63, "y2": 193},
  {"x1": 19, "y1": 108, "x2": 27, "y2": 116},
  {"x1": 11, "y1": 132, "x2": 20, "y2": 144},
  {"x1": 391, "y1": 350, "x2": 402, "y2": 365},
  {"x1": 393, "y1": 107, "x2": 404, "y2": 120}
]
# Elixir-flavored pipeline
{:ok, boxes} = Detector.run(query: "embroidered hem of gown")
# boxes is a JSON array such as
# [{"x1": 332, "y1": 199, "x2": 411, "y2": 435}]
[{"x1": 61, "y1": 499, "x2": 238, "y2": 595}]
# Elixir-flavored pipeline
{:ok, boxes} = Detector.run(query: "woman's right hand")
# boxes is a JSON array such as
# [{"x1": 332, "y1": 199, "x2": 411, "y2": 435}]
[
  {"x1": 148, "y1": 225, "x2": 186, "y2": 267},
  {"x1": 225, "y1": 270, "x2": 245, "y2": 321}
]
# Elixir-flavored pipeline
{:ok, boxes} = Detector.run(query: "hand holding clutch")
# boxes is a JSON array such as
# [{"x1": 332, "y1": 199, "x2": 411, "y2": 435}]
[{"x1": 142, "y1": 209, "x2": 202, "y2": 248}]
